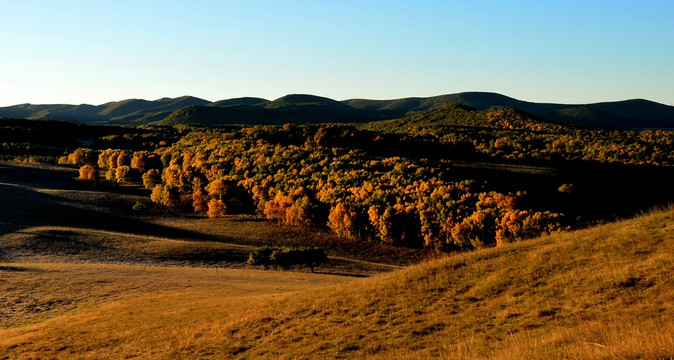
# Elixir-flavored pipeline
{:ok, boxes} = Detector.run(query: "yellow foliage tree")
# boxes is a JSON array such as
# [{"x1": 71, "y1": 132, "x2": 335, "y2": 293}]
[
  {"x1": 207, "y1": 199, "x2": 227, "y2": 218},
  {"x1": 78, "y1": 165, "x2": 98, "y2": 182}
]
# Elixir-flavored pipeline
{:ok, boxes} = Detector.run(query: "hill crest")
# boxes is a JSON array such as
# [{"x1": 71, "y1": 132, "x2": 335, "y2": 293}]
[{"x1": 2, "y1": 92, "x2": 673, "y2": 129}]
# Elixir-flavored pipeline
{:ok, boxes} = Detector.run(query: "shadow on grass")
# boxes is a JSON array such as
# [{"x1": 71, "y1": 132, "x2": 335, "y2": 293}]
[
  {"x1": 0, "y1": 265, "x2": 52, "y2": 272},
  {"x1": 0, "y1": 178, "x2": 223, "y2": 244},
  {"x1": 313, "y1": 271, "x2": 368, "y2": 278}
]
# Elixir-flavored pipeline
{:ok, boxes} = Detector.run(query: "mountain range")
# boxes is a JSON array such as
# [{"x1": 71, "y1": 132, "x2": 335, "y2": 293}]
[{"x1": 1, "y1": 92, "x2": 673, "y2": 129}]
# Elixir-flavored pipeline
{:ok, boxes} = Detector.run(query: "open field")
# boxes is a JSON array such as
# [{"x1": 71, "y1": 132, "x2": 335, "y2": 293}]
[{"x1": 0, "y1": 263, "x2": 349, "y2": 358}]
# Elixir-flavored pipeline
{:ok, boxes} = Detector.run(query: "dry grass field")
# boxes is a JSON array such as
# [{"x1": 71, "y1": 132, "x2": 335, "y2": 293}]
[
  {"x1": 1, "y1": 161, "x2": 673, "y2": 359},
  {"x1": 0, "y1": 263, "x2": 349, "y2": 359}
]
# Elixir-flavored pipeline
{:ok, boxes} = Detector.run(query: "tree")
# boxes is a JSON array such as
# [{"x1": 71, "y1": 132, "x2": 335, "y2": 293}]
[
  {"x1": 247, "y1": 246, "x2": 328, "y2": 272},
  {"x1": 142, "y1": 169, "x2": 162, "y2": 189},
  {"x1": 150, "y1": 184, "x2": 180, "y2": 207},
  {"x1": 192, "y1": 190, "x2": 208, "y2": 213},
  {"x1": 206, "y1": 179, "x2": 228, "y2": 199},
  {"x1": 78, "y1": 165, "x2": 98, "y2": 182},
  {"x1": 206, "y1": 199, "x2": 227, "y2": 218},
  {"x1": 68, "y1": 148, "x2": 96, "y2": 166},
  {"x1": 115, "y1": 165, "x2": 133, "y2": 183}
]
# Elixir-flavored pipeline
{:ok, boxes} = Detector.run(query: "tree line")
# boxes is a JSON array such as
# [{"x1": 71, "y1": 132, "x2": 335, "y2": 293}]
[{"x1": 61, "y1": 111, "x2": 673, "y2": 251}]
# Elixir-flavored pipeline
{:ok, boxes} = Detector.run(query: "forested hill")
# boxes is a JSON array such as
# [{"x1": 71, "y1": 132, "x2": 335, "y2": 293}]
[
  {"x1": 346, "y1": 92, "x2": 674, "y2": 128},
  {"x1": 362, "y1": 104, "x2": 564, "y2": 134},
  {"x1": 1, "y1": 92, "x2": 673, "y2": 129}
]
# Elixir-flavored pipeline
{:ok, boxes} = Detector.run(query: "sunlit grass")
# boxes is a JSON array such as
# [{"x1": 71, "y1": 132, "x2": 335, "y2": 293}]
[
  {"x1": 1, "y1": 206, "x2": 672, "y2": 358},
  {"x1": 212, "y1": 206, "x2": 674, "y2": 359},
  {"x1": 0, "y1": 263, "x2": 348, "y2": 358}
]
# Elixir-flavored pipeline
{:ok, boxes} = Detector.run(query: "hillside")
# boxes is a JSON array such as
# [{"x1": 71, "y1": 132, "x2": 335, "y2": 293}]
[
  {"x1": 218, "y1": 206, "x2": 674, "y2": 359},
  {"x1": 1, "y1": 206, "x2": 672, "y2": 359},
  {"x1": 3, "y1": 92, "x2": 673, "y2": 128},
  {"x1": 159, "y1": 94, "x2": 382, "y2": 126},
  {"x1": 0, "y1": 96, "x2": 210, "y2": 125},
  {"x1": 209, "y1": 97, "x2": 269, "y2": 107},
  {"x1": 362, "y1": 103, "x2": 562, "y2": 133},
  {"x1": 346, "y1": 92, "x2": 674, "y2": 129}
]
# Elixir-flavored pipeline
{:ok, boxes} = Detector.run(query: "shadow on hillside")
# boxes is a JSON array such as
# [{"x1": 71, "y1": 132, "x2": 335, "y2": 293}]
[
  {"x1": 0, "y1": 170, "x2": 222, "y2": 243},
  {"x1": 0, "y1": 162, "x2": 75, "y2": 189},
  {"x1": 0, "y1": 265, "x2": 35, "y2": 272},
  {"x1": 313, "y1": 271, "x2": 367, "y2": 278}
]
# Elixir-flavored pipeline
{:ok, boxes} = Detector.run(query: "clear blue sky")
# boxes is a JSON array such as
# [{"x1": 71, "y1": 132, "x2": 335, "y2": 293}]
[{"x1": 1, "y1": 0, "x2": 672, "y2": 106}]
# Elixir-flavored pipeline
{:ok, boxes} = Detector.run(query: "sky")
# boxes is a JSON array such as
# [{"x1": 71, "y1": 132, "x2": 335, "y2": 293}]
[{"x1": 1, "y1": 0, "x2": 673, "y2": 106}]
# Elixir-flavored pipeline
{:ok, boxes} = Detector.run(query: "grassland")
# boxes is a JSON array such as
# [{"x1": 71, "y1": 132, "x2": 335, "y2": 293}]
[{"x1": 1, "y1": 162, "x2": 673, "y2": 359}]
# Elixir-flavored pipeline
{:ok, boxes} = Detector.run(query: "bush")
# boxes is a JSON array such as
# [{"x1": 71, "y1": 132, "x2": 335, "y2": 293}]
[
  {"x1": 247, "y1": 246, "x2": 328, "y2": 272},
  {"x1": 132, "y1": 201, "x2": 149, "y2": 213},
  {"x1": 247, "y1": 246, "x2": 276, "y2": 270}
]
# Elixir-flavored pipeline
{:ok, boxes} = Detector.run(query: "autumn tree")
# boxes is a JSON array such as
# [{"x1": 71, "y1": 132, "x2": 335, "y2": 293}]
[
  {"x1": 115, "y1": 165, "x2": 133, "y2": 183},
  {"x1": 207, "y1": 199, "x2": 227, "y2": 218},
  {"x1": 192, "y1": 190, "x2": 208, "y2": 213},
  {"x1": 78, "y1": 165, "x2": 98, "y2": 182},
  {"x1": 150, "y1": 184, "x2": 180, "y2": 207},
  {"x1": 68, "y1": 148, "x2": 97, "y2": 166}
]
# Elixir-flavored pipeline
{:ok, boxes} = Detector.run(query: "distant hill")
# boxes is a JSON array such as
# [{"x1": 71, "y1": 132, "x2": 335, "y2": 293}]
[
  {"x1": 159, "y1": 105, "x2": 280, "y2": 126},
  {"x1": 346, "y1": 92, "x2": 674, "y2": 129},
  {"x1": 209, "y1": 97, "x2": 269, "y2": 107},
  {"x1": 159, "y1": 94, "x2": 382, "y2": 126},
  {"x1": 265, "y1": 94, "x2": 354, "y2": 111},
  {"x1": 1, "y1": 92, "x2": 673, "y2": 128},
  {"x1": 0, "y1": 96, "x2": 210, "y2": 125},
  {"x1": 363, "y1": 103, "x2": 563, "y2": 134}
]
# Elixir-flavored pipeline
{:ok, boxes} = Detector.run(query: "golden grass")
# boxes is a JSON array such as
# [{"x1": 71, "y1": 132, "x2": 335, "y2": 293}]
[
  {"x1": 0, "y1": 263, "x2": 348, "y2": 358},
  {"x1": 208, "y1": 206, "x2": 674, "y2": 359},
  {"x1": 2, "y1": 207, "x2": 673, "y2": 358}
]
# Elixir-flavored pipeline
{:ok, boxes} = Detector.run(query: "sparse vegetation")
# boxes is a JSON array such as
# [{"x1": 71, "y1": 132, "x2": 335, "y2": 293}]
[{"x1": 247, "y1": 246, "x2": 328, "y2": 272}]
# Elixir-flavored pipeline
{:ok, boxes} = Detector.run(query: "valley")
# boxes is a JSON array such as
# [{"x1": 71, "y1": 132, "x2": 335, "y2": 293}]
[{"x1": 1, "y1": 96, "x2": 673, "y2": 359}]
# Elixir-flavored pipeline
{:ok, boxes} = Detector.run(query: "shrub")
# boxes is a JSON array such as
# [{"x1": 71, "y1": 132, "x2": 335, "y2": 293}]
[
  {"x1": 247, "y1": 246, "x2": 276, "y2": 270},
  {"x1": 132, "y1": 201, "x2": 148, "y2": 212},
  {"x1": 247, "y1": 246, "x2": 328, "y2": 272}
]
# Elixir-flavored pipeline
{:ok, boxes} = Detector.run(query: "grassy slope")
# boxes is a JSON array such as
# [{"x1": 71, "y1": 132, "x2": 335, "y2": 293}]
[
  {"x1": 1, "y1": 207, "x2": 672, "y2": 359},
  {"x1": 0, "y1": 263, "x2": 349, "y2": 358},
  {"x1": 216, "y1": 206, "x2": 674, "y2": 359}
]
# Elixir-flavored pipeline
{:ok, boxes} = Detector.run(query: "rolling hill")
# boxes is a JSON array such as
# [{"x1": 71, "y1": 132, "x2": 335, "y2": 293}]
[
  {"x1": 158, "y1": 94, "x2": 383, "y2": 126},
  {"x1": 362, "y1": 103, "x2": 563, "y2": 133},
  {"x1": 1, "y1": 92, "x2": 673, "y2": 128},
  {"x1": 0, "y1": 96, "x2": 210, "y2": 125},
  {"x1": 208, "y1": 97, "x2": 269, "y2": 107},
  {"x1": 1, "y1": 204, "x2": 672, "y2": 359},
  {"x1": 346, "y1": 92, "x2": 674, "y2": 129}
]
